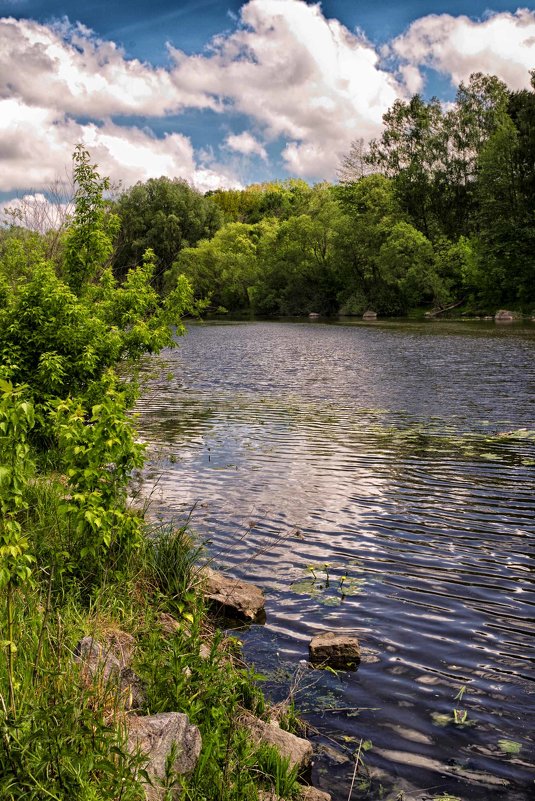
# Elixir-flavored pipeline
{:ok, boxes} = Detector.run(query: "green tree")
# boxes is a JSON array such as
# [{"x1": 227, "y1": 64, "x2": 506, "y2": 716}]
[
  {"x1": 63, "y1": 145, "x2": 118, "y2": 294},
  {"x1": 113, "y1": 177, "x2": 222, "y2": 290},
  {"x1": 167, "y1": 221, "x2": 265, "y2": 312}
]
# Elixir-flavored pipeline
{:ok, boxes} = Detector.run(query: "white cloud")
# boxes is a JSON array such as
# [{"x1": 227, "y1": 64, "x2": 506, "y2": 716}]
[
  {"x1": 169, "y1": 0, "x2": 405, "y2": 177},
  {"x1": 224, "y1": 132, "x2": 268, "y2": 160},
  {"x1": 2, "y1": 1, "x2": 534, "y2": 195},
  {"x1": 0, "y1": 96, "x2": 239, "y2": 194},
  {"x1": 0, "y1": 16, "x2": 215, "y2": 118},
  {"x1": 392, "y1": 9, "x2": 535, "y2": 90}
]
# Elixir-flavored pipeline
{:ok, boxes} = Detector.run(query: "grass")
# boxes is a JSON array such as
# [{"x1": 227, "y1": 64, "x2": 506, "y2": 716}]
[{"x1": 0, "y1": 477, "x2": 302, "y2": 801}]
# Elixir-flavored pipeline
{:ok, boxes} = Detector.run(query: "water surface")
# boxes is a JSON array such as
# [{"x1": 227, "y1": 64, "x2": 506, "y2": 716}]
[{"x1": 135, "y1": 319, "x2": 535, "y2": 801}]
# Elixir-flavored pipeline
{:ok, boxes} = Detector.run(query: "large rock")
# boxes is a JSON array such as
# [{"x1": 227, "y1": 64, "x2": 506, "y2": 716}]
[
  {"x1": 240, "y1": 712, "x2": 313, "y2": 772},
  {"x1": 201, "y1": 567, "x2": 265, "y2": 622},
  {"x1": 362, "y1": 310, "x2": 377, "y2": 320},
  {"x1": 494, "y1": 309, "x2": 515, "y2": 321},
  {"x1": 74, "y1": 635, "x2": 145, "y2": 709},
  {"x1": 127, "y1": 712, "x2": 201, "y2": 801},
  {"x1": 309, "y1": 632, "x2": 360, "y2": 670}
]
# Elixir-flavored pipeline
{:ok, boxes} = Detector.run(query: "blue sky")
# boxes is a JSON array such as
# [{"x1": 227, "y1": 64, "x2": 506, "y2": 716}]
[{"x1": 0, "y1": 0, "x2": 534, "y2": 205}]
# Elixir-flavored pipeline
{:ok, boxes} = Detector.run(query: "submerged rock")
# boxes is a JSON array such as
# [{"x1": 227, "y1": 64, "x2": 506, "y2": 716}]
[
  {"x1": 127, "y1": 712, "x2": 201, "y2": 801},
  {"x1": 240, "y1": 712, "x2": 313, "y2": 772},
  {"x1": 308, "y1": 632, "x2": 361, "y2": 670},
  {"x1": 201, "y1": 567, "x2": 266, "y2": 622}
]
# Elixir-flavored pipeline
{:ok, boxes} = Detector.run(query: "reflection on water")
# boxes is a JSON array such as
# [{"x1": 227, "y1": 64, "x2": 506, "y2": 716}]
[{"x1": 135, "y1": 320, "x2": 535, "y2": 801}]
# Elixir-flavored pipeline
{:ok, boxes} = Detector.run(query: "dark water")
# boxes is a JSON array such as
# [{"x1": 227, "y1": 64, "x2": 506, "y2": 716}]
[{"x1": 135, "y1": 319, "x2": 535, "y2": 801}]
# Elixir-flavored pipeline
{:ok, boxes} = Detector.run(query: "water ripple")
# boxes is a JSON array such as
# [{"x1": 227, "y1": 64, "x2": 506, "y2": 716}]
[{"x1": 135, "y1": 320, "x2": 535, "y2": 801}]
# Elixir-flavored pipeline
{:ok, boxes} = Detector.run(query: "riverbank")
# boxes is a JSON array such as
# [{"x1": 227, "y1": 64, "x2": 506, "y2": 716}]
[{"x1": 0, "y1": 470, "x2": 333, "y2": 801}]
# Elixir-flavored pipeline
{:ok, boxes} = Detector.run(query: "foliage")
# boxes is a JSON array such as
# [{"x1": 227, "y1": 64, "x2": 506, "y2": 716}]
[
  {"x1": 63, "y1": 145, "x2": 119, "y2": 294},
  {"x1": 0, "y1": 148, "x2": 303, "y2": 800},
  {"x1": 113, "y1": 176, "x2": 222, "y2": 291}
]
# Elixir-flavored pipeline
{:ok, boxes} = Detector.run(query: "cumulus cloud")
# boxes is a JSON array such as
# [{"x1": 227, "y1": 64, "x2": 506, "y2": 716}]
[
  {"x1": 224, "y1": 132, "x2": 268, "y2": 160},
  {"x1": 169, "y1": 0, "x2": 405, "y2": 177},
  {"x1": 0, "y1": 96, "x2": 238, "y2": 193},
  {"x1": 2, "y1": 1, "x2": 534, "y2": 195},
  {"x1": 0, "y1": 16, "x2": 215, "y2": 117},
  {"x1": 392, "y1": 9, "x2": 535, "y2": 90}
]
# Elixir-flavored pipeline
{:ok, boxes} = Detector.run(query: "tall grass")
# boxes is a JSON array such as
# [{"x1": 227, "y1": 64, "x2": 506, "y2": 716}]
[{"x1": 0, "y1": 485, "x2": 301, "y2": 801}]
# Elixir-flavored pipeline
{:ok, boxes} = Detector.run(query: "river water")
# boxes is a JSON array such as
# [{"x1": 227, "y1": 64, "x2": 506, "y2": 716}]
[{"x1": 135, "y1": 319, "x2": 535, "y2": 801}]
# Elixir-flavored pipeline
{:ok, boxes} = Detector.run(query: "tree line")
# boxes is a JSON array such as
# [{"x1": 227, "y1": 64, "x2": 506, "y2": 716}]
[{"x1": 2, "y1": 71, "x2": 534, "y2": 317}]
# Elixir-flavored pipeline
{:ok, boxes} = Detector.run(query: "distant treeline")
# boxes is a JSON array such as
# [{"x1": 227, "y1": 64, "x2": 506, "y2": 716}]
[{"x1": 3, "y1": 71, "x2": 534, "y2": 317}]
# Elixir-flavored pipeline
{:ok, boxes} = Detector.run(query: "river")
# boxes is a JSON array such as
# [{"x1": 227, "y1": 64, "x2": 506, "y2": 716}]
[{"x1": 135, "y1": 319, "x2": 535, "y2": 801}]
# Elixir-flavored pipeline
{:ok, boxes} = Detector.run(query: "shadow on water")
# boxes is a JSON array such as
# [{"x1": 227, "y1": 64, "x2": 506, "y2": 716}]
[{"x1": 135, "y1": 320, "x2": 535, "y2": 801}]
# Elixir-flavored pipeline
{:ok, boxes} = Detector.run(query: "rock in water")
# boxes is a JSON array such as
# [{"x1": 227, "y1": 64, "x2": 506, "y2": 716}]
[
  {"x1": 308, "y1": 632, "x2": 360, "y2": 669},
  {"x1": 201, "y1": 567, "x2": 265, "y2": 622},
  {"x1": 300, "y1": 788, "x2": 332, "y2": 801}
]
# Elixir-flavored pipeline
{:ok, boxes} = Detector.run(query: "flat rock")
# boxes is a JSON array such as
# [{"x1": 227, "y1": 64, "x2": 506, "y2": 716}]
[
  {"x1": 201, "y1": 567, "x2": 265, "y2": 622},
  {"x1": 240, "y1": 712, "x2": 313, "y2": 772},
  {"x1": 127, "y1": 712, "x2": 201, "y2": 801},
  {"x1": 309, "y1": 632, "x2": 360, "y2": 670}
]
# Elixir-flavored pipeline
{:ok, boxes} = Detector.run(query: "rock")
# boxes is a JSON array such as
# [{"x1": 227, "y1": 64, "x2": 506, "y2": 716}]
[
  {"x1": 362, "y1": 310, "x2": 377, "y2": 320},
  {"x1": 201, "y1": 567, "x2": 265, "y2": 622},
  {"x1": 299, "y1": 787, "x2": 332, "y2": 801},
  {"x1": 308, "y1": 632, "x2": 361, "y2": 670},
  {"x1": 127, "y1": 712, "x2": 201, "y2": 801},
  {"x1": 199, "y1": 642, "x2": 212, "y2": 660},
  {"x1": 259, "y1": 786, "x2": 331, "y2": 801},
  {"x1": 240, "y1": 712, "x2": 313, "y2": 772},
  {"x1": 157, "y1": 612, "x2": 182, "y2": 635},
  {"x1": 308, "y1": 312, "x2": 320, "y2": 318},
  {"x1": 494, "y1": 309, "x2": 515, "y2": 321},
  {"x1": 74, "y1": 636, "x2": 122, "y2": 682},
  {"x1": 74, "y1": 635, "x2": 145, "y2": 710}
]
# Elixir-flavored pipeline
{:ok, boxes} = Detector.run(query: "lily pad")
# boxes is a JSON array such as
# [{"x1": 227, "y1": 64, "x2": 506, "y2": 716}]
[{"x1": 498, "y1": 739, "x2": 522, "y2": 755}]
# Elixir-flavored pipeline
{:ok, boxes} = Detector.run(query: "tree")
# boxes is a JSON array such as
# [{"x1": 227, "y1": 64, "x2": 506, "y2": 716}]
[
  {"x1": 63, "y1": 145, "x2": 118, "y2": 294},
  {"x1": 113, "y1": 177, "x2": 222, "y2": 291},
  {"x1": 337, "y1": 137, "x2": 374, "y2": 183},
  {"x1": 166, "y1": 221, "x2": 266, "y2": 312}
]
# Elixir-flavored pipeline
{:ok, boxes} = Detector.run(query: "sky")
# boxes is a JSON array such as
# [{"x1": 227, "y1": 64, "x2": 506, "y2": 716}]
[{"x1": 1, "y1": 0, "x2": 534, "y2": 209}]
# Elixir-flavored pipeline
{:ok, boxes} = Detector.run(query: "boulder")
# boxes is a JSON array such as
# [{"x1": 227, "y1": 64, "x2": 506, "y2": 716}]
[
  {"x1": 127, "y1": 712, "x2": 201, "y2": 801},
  {"x1": 201, "y1": 567, "x2": 265, "y2": 622},
  {"x1": 240, "y1": 712, "x2": 313, "y2": 772},
  {"x1": 308, "y1": 632, "x2": 360, "y2": 670},
  {"x1": 362, "y1": 310, "x2": 377, "y2": 320},
  {"x1": 74, "y1": 635, "x2": 145, "y2": 709},
  {"x1": 494, "y1": 309, "x2": 515, "y2": 321}
]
